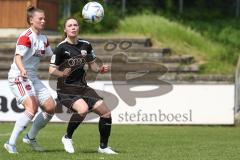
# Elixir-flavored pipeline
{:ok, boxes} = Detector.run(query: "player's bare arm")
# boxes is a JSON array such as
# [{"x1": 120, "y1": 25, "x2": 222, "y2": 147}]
[
  {"x1": 49, "y1": 66, "x2": 71, "y2": 77},
  {"x1": 89, "y1": 61, "x2": 109, "y2": 74},
  {"x1": 15, "y1": 54, "x2": 28, "y2": 78}
]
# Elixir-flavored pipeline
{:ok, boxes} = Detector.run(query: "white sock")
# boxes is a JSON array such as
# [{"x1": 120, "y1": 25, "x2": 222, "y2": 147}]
[
  {"x1": 27, "y1": 112, "x2": 53, "y2": 139},
  {"x1": 8, "y1": 111, "x2": 34, "y2": 145}
]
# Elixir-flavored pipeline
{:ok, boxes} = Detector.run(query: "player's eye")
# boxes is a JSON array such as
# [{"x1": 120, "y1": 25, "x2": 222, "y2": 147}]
[{"x1": 39, "y1": 17, "x2": 45, "y2": 21}]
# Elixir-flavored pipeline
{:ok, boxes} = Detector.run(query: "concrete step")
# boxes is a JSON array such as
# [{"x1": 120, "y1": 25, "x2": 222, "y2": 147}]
[
  {"x1": 0, "y1": 36, "x2": 153, "y2": 48},
  {"x1": 0, "y1": 47, "x2": 171, "y2": 55},
  {"x1": 0, "y1": 71, "x2": 233, "y2": 83},
  {"x1": 0, "y1": 54, "x2": 51, "y2": 61},
  {"x1": 0, "y1": 70, "x2": 188, "y2": 81},
  {"x1": 0, "y1": 48, "x2": 15, "y2": 54},
  {"x1": 0, "y1": 47, "x2": 172, "y2": 64},
  {"x1": 0, "y1": 54, "x2": 194, "y2": 65},
  {"x1": 108, "y1": 63, "x2": 199, "y2": 72},
  {"x1": 0, "y1": 71, "x2": 173, "y2": 80},
  {"x1": 0, "y1": 61, "x2": 199, "y2": 74},
  {"x1": 84, "y1": 54, "x2": 194, "y2": 64},
  {"x1": 0, "y1": 70, "x2": 168, "y2": 80},
  {"x1": 124, "y1": 55, "x2": 194, "y2": 64},
  {"x1": 49, "y1": 36, "x2": 153, "y2": 47},
  {"x1": 93, "y1": 47, "x2": 171, "y2": 55}
]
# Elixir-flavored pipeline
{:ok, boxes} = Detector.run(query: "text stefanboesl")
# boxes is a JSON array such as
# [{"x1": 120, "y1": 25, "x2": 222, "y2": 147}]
[{"x1": 118, "y1": 109, "x2": 192, "y2": 123}]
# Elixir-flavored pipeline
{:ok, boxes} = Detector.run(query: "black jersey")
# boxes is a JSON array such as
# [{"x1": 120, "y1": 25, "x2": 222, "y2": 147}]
[{"x1": 50, "y1": 39, "x2": 96, "y2": 88}]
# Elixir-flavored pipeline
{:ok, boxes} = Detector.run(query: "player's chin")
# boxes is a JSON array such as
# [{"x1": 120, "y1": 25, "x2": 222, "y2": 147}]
[
  {"x1": 40, "y1": 23, "x2": 45, "y2": 28},
  {"x1": 38, "y1": 26, "x2": 45, "y2": 31},
  {"x1": 69, "y1": 33, "x2": 78, "y2": 38}
]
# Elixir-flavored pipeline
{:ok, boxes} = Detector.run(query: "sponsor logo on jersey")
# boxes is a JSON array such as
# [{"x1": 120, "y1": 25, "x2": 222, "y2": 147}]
[
  {"x1": 81, "y1": 50, "x2": 87, "y2": 57},
  {"x1": 65, "y1": 51, "x2": 71, "y2": 56},
  {"x1": 25, "y1": 84, "x2": 32, "y2": 91},
  {"x1": 68, "y1": 57, "x2": 86, "y2": 67},
  {"x1": 33, "y1": 50, "x2": 45, "y2": 57},
  {"x1": 50, "y1": 55, "x2": 56, "y2": 63}
]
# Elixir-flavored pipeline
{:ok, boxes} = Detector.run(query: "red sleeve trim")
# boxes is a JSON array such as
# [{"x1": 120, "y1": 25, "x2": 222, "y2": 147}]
[{"x1": 17, "y1": 36, "x2": 31, "y2": 48}]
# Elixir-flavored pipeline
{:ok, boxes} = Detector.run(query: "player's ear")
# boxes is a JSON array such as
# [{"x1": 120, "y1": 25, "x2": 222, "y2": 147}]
[{"x1": 29, "y1": 17, "x2": 33, "y2": 25}]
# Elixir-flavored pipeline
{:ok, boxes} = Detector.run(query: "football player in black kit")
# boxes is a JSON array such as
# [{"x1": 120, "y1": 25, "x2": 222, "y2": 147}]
[{"x1": 49, "y1": 17, "x2": 118, "y2": 154}]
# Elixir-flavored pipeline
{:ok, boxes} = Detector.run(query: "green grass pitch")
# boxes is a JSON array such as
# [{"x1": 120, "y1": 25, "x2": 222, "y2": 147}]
[{"x1": 1, "y1": 123, "x2": 240, "y2": 160}]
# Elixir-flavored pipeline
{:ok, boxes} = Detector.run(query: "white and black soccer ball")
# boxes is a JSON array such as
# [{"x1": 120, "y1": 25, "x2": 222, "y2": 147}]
[{"x1": 82, "y1": 2, "x2": 104, "y2": 23}]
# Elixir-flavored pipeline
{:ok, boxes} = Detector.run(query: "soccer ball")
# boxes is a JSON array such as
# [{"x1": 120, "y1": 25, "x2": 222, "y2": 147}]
[{"x1": 82, "y1": 2, "x2": 104, "y2": 23}]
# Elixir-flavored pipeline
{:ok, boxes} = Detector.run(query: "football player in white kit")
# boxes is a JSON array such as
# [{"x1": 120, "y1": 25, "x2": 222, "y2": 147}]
[{"x1": 4, "y1": 7, "x2": 56, "y2": 154}]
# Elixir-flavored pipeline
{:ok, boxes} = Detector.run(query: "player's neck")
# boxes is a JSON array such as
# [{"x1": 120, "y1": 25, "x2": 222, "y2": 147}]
[
  {"x1": 30, "y1": 27, "x2": 41, "y2": 35},
  {"x1": 66, "y1": 37, "x2": 78, "y2": 44}
]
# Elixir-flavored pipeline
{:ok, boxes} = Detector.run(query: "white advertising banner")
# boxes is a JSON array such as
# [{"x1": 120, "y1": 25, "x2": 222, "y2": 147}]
[{"x1": 0, "y1": 80, "x2": 234, "y2": 125}]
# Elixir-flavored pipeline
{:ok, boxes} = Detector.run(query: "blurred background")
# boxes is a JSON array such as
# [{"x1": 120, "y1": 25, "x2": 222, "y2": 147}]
[{"x1": 0, "y1": 0, "x2": 240, "y2": 79}]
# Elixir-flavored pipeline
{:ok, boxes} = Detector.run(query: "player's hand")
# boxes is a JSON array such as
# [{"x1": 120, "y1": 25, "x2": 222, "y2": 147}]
[
  {"x1": 20, "y1": 70, "x2": 28, "y2": 79},
  {"x1": 99, "y1": 65, "x2": 109, "y2": 74},
  {"x1": 62, "y1": 68, "x2": 71, "y2": 77}
]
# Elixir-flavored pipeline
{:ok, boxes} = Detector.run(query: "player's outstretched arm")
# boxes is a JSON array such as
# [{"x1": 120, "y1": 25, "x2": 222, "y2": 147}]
[{"x1": 89, "y1": 61, "x2": 109, "y2": 74}]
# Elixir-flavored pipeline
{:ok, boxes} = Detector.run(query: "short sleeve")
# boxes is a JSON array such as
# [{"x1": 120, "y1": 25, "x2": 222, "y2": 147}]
[
  {"x1": 86, "y1": 43, "x2": 96, "y2": 63},
  {"x1": 50, "y1": 46, "x2": 64, "y2": 67},
  {"x1": 45, "y1": 45, "x2": 53, "y2": 57},
  {"x1": 17, "y1": 36, "x2": 31, "y2": 47},
  {"x1": 15, "y1": 36, "x2": 31, "y2": 56},
  {"x1": 45, "y1": 39, "x2": 53, "y2": 56}
]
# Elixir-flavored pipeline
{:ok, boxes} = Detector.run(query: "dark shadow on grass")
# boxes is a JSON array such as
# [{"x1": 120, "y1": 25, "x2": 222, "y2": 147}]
[
  {"x1": 81, "y1": 149, "x2": 122, "y2": 154},
  {"x1": 42, "y1": 149, "x2": 66, "y2": 153},
  {"x1": 81, "y1": 149, "x2": 98, "y2": 154}
]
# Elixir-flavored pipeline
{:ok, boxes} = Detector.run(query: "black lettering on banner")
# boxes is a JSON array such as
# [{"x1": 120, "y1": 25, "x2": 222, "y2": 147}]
[
  {"x1": 0, "y1": 96, "x2": 8, "y2": 112},
  {"x1": 11, "y1": 98, "x2": 24, "y2": 113},
  {"x1": 118, "y1": 113, "x2": 124, "y2": 122}
]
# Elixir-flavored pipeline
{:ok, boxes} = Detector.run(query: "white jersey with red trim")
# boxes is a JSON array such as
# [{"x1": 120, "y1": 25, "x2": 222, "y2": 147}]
[{"x1": 8, "y1": 28, "x2": 53, "y2": 78}]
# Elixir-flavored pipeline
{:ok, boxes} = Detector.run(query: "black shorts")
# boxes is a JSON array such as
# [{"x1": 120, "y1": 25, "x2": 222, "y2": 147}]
[{"x1": 57, "y1": 86, "x2": 103, "y2": 112}]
